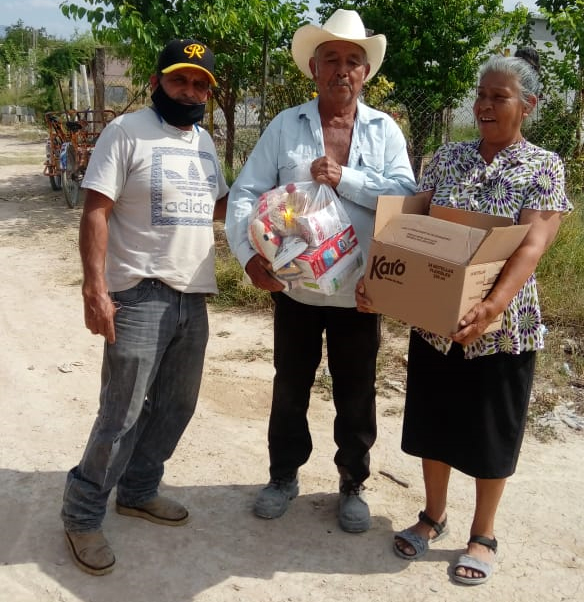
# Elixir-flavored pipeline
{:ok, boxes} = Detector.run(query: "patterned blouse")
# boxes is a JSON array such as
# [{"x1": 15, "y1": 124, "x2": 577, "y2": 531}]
[{"x1": 416, "y1": 139, "x2": 572, "y2": 359}]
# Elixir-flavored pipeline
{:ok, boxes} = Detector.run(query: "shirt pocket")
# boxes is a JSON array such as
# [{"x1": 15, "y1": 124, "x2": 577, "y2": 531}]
[
  {"x1": 277, "y1": 150, "x2": 313, "y2": 182},
  {"x1": 359, "y1": 152, "x2": 383, "y2": 173}
]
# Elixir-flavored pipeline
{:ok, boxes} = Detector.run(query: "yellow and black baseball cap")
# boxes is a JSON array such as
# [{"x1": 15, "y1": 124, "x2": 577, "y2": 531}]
[{"x1": 157, "y1": 39, "x2": 217, "y2": 87}]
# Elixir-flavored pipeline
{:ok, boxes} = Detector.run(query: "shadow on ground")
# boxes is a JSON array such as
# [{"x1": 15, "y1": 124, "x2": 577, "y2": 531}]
[{"x1": 0, "y1": 467, "x2": 459, "y2": 601}]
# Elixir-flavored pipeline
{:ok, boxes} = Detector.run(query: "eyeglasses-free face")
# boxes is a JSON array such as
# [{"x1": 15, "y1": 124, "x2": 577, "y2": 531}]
[
  {"x1": 474, "y1": 71, "x2": 532, "y2": 153},
  {"x1": 160, "y1": 67, "x2": 212, "y2": 103}
]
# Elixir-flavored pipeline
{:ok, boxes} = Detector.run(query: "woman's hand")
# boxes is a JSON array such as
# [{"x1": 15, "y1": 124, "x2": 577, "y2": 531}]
[
  {"x1": 451, "y1": 299, "x2": 500, "y2": 346},
  {"x1": 452, "y1": 208, "x2": 564, "y2": 346},
  {"x1": 355, "y1": 277, "x2": 375, "y2": 313}
]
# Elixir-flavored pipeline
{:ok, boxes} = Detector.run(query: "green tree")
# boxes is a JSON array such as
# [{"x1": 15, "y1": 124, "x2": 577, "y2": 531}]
[
  {"x1": 0, "y1": 20, "x2": 51, "y2": 102},
  {"x1": 536, "y1": 0, "x2": 584, "y2": 155},
  {"x1": 1, "y1": 19, "x2": 53, "y2": 53},
  {"x1": 37, "y1": 36, "x2": 95, "y2": 112},
  {"x1": 318, "y1": 1, "x2": 528, "y2": 178},
  {"x1": 0, "y1": 20, "x2": 93, "y2": 112},
  {"x1": 60, "y1": 0, "x2": 309, "y2": 169}
]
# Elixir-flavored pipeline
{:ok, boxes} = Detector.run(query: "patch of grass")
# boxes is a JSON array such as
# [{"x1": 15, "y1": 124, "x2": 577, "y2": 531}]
[
  {"x1": 527, "y1": 325, "x2": 584, "y2": 441},
  {"x1": 210, "y1": 225, "x2": 272, "y2": 311},
  {"x1": 381, "y1": 316, "x2": 410, "y2": 339},
  {"x1": 526, "y1": 388, "x2": 562, "y2": 443},
  {"x1": 375, "y1": 326, "x2": 408, "y2": 397},
  {"x1": 527, "y1": 421, "x2": 559, "y2": 443},
  {"x1": 313, "y1": 367, "x2": 333, "y2": 400},
  {"x1": 0, "y1": 124, "x2": 46, "y2": 142},
  {"x1": 537, "y1": 194, "x2": 584, "y2": 329},
  {"x1": 382, "y1": 406, "x2": 403, "y2": 417},
  {"x1": 222, "y1": 346, "x2": 273, "y2": 362},
  {"x1": 536, "y1": 326, "x2": 584, "y2": 383},
  {"x1": 0, "y1": 154, "x2": 44, "y2": 166},
  {"x1": 211, "y1": 253, "x2": 272, "y2": 310}
]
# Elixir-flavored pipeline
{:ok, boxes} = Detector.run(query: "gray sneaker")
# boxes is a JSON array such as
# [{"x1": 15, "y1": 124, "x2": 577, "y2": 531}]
[
  {"x1": 253, "y1": 477, "x2": 299, "y2": 519},
  {"x1": 338, "y1": 480, "x2": 370, "y2": 533}
]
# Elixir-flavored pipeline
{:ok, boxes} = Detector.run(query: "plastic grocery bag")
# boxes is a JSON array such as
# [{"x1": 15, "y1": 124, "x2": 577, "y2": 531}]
[{"x1": 247, "y1": 181, "x2": 363, "y2": 294}]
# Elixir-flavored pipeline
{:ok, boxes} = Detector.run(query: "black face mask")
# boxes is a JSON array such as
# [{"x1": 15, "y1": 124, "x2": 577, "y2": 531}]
[{"x1": 151, "y1": 84, "x2": 207, "y2": 127}]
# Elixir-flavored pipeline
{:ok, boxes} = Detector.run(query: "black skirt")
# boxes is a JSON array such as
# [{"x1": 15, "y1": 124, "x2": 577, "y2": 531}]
[{"x1": 401, "y1": 330, "x2": 536, "y2": 479}]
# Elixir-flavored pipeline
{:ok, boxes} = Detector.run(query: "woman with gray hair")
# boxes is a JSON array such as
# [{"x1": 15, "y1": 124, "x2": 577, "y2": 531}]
[{"x1": 358, "y1": 51, "x2": 571, "y2": 585}]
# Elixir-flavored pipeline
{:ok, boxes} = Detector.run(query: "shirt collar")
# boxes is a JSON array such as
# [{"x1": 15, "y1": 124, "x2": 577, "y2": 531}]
[
  {"x1": 474, "y1": 138, "x2": 532, "y2": 165},
  {"x1": 298, "y1": 97, "x2": 378, "y2": 125},
  {"x1": 150, "y1": 105, "x2": 200, "y2": 139}
]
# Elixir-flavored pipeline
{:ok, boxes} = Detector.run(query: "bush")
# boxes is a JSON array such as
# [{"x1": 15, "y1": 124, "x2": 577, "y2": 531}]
[
  {"x1": 211, "y1": 253, "x2": 272, "y2": 311},
  {"x1": 565, "y1": 156, "x2": 584, "y2": 197},
  {"x1": 524, "y1": 95, "x2": 579, "y2": 160}
]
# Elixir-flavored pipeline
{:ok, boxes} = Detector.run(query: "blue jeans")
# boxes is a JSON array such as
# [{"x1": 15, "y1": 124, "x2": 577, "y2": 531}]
[
  {"x1": 62, "y1": 279, "x2": 209, "y2": 532},
  {"x1": 268, "y1": 293, "x2": 380, "y2": 485}
]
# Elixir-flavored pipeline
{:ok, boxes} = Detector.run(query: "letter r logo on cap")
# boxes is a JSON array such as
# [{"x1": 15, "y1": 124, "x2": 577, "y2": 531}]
[{"x1": 184, "y1": 43, "x2": 205, "y2": 59}]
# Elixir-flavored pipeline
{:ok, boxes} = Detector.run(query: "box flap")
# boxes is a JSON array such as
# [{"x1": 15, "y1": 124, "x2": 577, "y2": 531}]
[
  {"x1": 375, "y1": 213, "x2": 487, "y2": 264},
  {"x1": 374, "y1": 194, "x2": 429, "y2": 237},
  {"x1": 469, "y1": 224, "x2": 531, "y2": 264},
  {"x1": 430, "y1": 205, "x2": 513, "y2": 229}
]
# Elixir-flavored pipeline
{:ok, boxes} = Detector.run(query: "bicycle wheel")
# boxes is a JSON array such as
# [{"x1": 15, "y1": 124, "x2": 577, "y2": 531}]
[
  {"x1": 62, "y1": 145, "x2": 80, "y2": 208},
  {"x1": 49, "y1": 174, "x2": 62, "y2": 191},
  {"x1": 47, "y1": 136, "x2": 63, "y2": 190}
]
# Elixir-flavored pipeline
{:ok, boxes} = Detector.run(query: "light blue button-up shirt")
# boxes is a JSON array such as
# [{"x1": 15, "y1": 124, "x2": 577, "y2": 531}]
[{"x1": 225, "y1": 97, "x2": 416, "y2": 307}]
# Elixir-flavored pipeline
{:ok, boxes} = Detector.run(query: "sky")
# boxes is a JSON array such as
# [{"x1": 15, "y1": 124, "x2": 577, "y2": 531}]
[
  {"x1": 2, "y1": 0, "x2": 91, "y2": 39},
  {"x1": 2, "y1": 0, "x2": 542, "y2": 41}
]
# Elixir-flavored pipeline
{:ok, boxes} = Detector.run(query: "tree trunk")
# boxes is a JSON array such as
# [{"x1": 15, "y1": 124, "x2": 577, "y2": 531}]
[{"x1": 92, "y1": 47, "x2": 106, "y2": 114}]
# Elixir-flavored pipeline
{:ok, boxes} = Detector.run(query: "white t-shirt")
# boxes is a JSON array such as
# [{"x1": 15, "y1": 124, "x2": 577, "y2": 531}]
[{"x1": 82, "y1": 107, "x2": 229, "y2": 293}]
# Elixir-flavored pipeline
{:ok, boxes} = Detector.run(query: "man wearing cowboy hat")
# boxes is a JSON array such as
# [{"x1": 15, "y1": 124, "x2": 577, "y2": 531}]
[{"x1": 226, "y1": 9, "x2": 415, "y2": 532}]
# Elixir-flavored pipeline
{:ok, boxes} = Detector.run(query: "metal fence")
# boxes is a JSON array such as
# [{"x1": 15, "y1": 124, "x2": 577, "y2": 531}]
[{"x1": 94, "y1": 76, "x2": 582, "y2": 193}]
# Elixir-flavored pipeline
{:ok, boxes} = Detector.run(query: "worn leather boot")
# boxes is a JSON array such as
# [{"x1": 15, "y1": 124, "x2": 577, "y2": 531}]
[
  {"x1": 116, "y1": 495, "x2": 189, "y2": 526},
  {"x1": 64, "y1": 530, "x2": 115, "y2": 576}
]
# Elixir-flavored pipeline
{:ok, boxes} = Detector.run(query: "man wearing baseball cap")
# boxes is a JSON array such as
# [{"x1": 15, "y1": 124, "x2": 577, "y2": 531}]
[
  {"x1": 226, "y1": 10, "x2": 416, "y2": 533},
  {"x1": 61, "y1": 38, "x2": 228, "y2": 575}
]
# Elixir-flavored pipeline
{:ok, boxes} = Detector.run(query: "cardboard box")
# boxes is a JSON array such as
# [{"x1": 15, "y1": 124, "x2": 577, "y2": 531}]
[{"x1": 364, "y1": 195, "x2": 531, "y2": 337}]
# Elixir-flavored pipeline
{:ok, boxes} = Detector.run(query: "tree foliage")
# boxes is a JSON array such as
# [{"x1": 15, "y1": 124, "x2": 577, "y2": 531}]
[
  {"x1": 0, "y1": 19, "x2": 54, "y2": 89},
  {"x1": 1, "y1": 20, "x2": 52, "y2": 59},
  {"x1": 0, "y1": 20, "x2": 95, "y2": 112},
  {"x1": 36, "y1": 36, "x2": 96, "y2": 112},
  {"x1": 536, "y1": 0, "x2": 584, "y2": 154},
  {"x1": 60, "y1": 0, "x2": 310, "y2": 168},
  {"x1": 318, "y1": 1, "x2": 528, "y2": 177}
]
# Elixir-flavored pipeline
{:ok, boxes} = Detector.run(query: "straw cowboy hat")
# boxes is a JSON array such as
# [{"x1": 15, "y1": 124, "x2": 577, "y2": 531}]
[{"x1": 291, "y1": 9, "x2": 386, "y2": 83}]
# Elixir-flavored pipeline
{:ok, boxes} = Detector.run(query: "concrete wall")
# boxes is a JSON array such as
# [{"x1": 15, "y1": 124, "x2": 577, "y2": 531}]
[{"x1": 0, "y1": 105, "x2": 36, "y2": 125}]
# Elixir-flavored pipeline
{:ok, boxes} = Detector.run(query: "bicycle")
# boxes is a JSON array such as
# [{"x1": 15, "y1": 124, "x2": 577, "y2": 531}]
[{"x1": 43, "y1": 109, "x2": 117, "y2": 208}]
